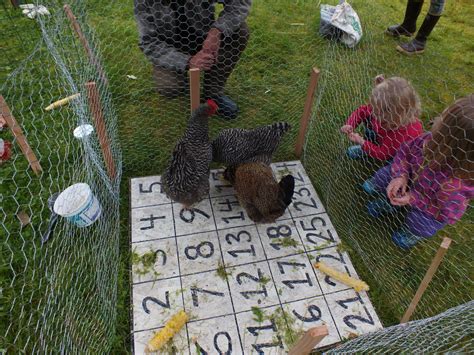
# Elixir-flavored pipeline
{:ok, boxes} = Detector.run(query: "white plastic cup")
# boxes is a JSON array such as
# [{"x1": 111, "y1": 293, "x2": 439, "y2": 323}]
[{"x1": 53, "y1": 183, "x2": 102, "y2": 227}]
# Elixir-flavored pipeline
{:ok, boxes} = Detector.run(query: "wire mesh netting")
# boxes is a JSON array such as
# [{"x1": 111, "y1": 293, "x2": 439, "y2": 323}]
[{"x1": 1, "y1": 0, "x2": 473, "y2": 353}]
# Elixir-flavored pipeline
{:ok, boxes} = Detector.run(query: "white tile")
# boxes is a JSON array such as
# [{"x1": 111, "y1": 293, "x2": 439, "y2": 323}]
[
  {"x1": 181, "y1": 270, "x2": 234, "y2": 321},
  {"x1": 130, "y1": 175, "x2": 171, "y2": 208},
  {"x1": 309, "y1": 246, "x2": 360, "y2": 295},
  {"x1": 268, "y1": 253, "x2": 322, "y2": 303},
  {"x1": 281, "y1": 296, "x2": 341, "y2": 349},
  {"x1": 132, "y1": 327, "x2": 189, "y2": 355},
  {"x1": 325, "y1": 289, "x2": 383, "y2": 340},
  {"x1": 173, "y1": 198, "x2": 215, "y2": 236},
  {"x1": 212, "y1": 196, "x2": 253, "y2": 230},
  {"x1": 236, "y1": 305, "x2": 286, "y2": 354},
  {"x1": 187, "y1": 314, "x2": 242, "y2": 354},
  {"x1": 131, "y1": 238, "x2": 179, "y2": 284},
  {"x1": 227, "y1": 262, "x2": 280, "y2": 313},
  {"x1": 294, "y1": 213, "x2": 341, "y2": 252},
  {"x1": 218, "y1": 225, "x2": 266, "y2": 267},
  {"x1": 271, "y1": 160, "x2": 310, "y2": 187},
  {"x1": 131, "y1": 205, "x2": 175, "y2": 243},
  {"x1": 257, "y1": 220, "x2": 304, "y2": 259},
  {"x1": 132, "y1": 278, "x2": 184, "y2": 332},
  {"x1": 209, "y1": 169, "x2": 235, "y2": 197},
  {"x1": 176, "y1": 231, "x2": 222, "y2": 276},
  {"x1": 288, "y1": 184, "x2": 326, "y2": 218}
]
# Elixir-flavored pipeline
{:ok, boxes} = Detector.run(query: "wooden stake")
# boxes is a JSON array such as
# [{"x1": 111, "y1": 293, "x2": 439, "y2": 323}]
[
  {"x1": 295, "y1": 67, "x2": 320, "y2": 158},
  {"x1": 63, "y1": 4, "x2": 108, "y2": 85},
  {"x1": 400, "y1": 237, "x2": 452, "y2": 324},
  {"x1": 85, "y1": 82, "x2": 116, "y2": 180},
  {"x1": 0, "y1": 95, "x2": 42, "y2": 175},
  {"x1": 189, "y1": 68, "x2": 200, "y2": 111},
  {"x1": 288, "y1": 325, "x2": 328, "y2": 355}
]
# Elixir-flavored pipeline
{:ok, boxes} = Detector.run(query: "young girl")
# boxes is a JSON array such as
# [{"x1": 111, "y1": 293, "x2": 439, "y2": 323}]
[
  {"x1": 363, "y1": 95, "x2": 474, "y2": 249},
  {"x1": 341, "y1": 75, "x2": 423, "y2": 161}
]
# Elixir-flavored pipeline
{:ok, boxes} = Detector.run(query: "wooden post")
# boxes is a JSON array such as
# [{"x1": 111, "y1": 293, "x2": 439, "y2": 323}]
[
  {"x1": 295, "y1": 67, "x2": 320, "y2": 158},
  {"x1": 0, "y1": 95, "x2": 42, "y2": 175},
  {"x1": 400, "y1": 237, "x2": 452, "y2": 324},
  {"x1": 85, "y1": 82, "x2": 116, "y2": 180},
  {"x1": 63, "y1": 4, "x2": 108, "y2": 85},
  {"x1": 189, "y1": 68, "x2": 200, "y2": 111},
  {"x1": 288, "y1": 325, "x2": 328, "y2": 355}
]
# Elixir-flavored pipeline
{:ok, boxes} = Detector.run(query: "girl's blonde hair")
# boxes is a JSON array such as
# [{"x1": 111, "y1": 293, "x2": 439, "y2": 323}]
[
  {"x1": 369, "y1": 76, "x2": 421, "y2": 127},
  {"x1": 424, "y1": 94, "x2": 474, "y2": 180}
]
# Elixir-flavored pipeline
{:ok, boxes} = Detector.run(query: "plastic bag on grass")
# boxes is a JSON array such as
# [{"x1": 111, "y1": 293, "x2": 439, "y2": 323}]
[{"x1": 319, "y1": 1, "x2": 363, "y2": 48}]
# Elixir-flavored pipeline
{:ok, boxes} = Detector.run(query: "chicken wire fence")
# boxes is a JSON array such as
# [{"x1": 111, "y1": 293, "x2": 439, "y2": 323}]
[{"x1": 1, "y1": 0, "x2": 473, "y2": 353}]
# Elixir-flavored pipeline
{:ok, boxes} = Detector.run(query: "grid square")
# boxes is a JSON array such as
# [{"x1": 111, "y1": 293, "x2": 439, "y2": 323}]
[
  {"x1": 325, "y1": 289, "x2": 383, "y2": 340},
  {"x1": 227, "y1": 261, "x2": 280, "y2": 313},
  {"x1": 131, "y1": 238, "x2": 179, "y2": 283},
  {"x1": 310, "y1": 246, "x2": 360, "y2": 295},
  {"x1": 217, "y1": 225, "x2": 266, "y2": 267},
  {"x1": 176, "y1": 231, "x2": 222, "y2": 276},
  {"x1": 289, "y1": 184, "x2": 326, "y2": 218},
  {"x1": 209, "y1": 169, "x2": 235, "y2": 198},
  {"x1": 271, "y1": 160, "x2": 311, "y2": 187},
  {"x1": 294, "y1": 213, "x2": 341, "y2": 252},
  {"x1": 173, "y1": 198, "x2": 215, "y2": 236},
  {"x1": 132, "y1": 278, "x2": 184, "y2": 332},
  {"x1": 187, "y1": 315, "x2": 242, "y2": 354},
  {"x1": 181, "y1": 269, "x2": 234, "y2": 321},
  {"x1": 212, "y1": 196, "x2": 252, "y2": 230},
  {"x1": 268, "y1": 253, "x2": 322, "y2": 303},
  {"x1": 130, "y1": 175, "x2": 171, "y2": 208},
  {"x1": 257, "y1": 220, "x2": 304, "y2": 259},
  {"x1": 131, "y1": 205, "x2": 175, "y2": 243}
]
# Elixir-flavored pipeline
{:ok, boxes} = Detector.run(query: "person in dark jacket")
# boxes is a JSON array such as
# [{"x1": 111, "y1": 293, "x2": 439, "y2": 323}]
[
  {"x1": 386, "y1": 0, "x2": 444, "y2": 55},
  {"x1": 134, "y1": 0, "x2": 252, "y2": 119}
]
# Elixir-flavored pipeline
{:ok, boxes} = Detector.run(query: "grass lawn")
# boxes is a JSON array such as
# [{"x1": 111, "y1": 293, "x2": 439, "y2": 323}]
[{"x1": 1, "y1": 0, "x2": 473, "y2": 352}]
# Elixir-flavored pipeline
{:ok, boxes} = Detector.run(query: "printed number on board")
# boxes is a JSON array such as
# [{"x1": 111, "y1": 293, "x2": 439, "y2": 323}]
[
  {"x1": 300, "y1": 216, "x2": 335, "y2": 244},
  {"x1": 179, "y1": 207, "x2": 211, "y2": 223},
  {"x1": 266, "y1": 225, "x2": 295, "y2": 250},
  {"x1": 185, "y1": 241, "x2": 214, "y2": 260},
  {"x1": 293, "y1": 187, "x2": 319, "y2": 211},
  {"x1": 316, "y1": 251, "x2": 349, "y2": 287},
  {"x1": 195, "y1": 332, "x2": 232, "y2": 355},
  {"x1": 139, "y1": 181, "x2": 163, "y2": 194},
  {"x1": 139, "y1": 214, "x2": 166, "y2": 230},
  {"x1": 277, "y1": 261, "x2": 313, "y2": 289},
  {"x1": 142, "y1": 292, "x2": 170, "y2": 313},
  {"x1": 225, "y1": 231, "x2": 256, "y2": 258},
  {"x1": 190, "y1": 287, "x2": 224, "y2": 307},
  {"x1": 219, "y1": 198, "x2": 246, "y2": 223},
  {"x1": 336, "y1": 294, "x2": 375, "y2": 329},
  {"x1": 247, "y1": 319, "x2": 284, "y2": 353},
  {"x1": 236, "y1": 268, "x2": 268, "y2": 299}
]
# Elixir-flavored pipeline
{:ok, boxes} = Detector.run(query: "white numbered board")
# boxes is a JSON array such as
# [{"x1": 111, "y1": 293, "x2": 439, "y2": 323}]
[{"x1": 130, "y1": 161, "x2": 382, "y2": 354}]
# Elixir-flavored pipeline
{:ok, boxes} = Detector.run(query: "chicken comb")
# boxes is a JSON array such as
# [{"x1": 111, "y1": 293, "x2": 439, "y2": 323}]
[{"x1": 206, "y1": 99, "x2": 219, "y2": 116}]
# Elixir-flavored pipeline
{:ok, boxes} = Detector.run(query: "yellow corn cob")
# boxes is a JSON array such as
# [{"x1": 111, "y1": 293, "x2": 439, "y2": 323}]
[
  {"x1": 45, "y1": 93, "x2": 80, "y2": 111},
  {"x1": 315, "y1": 261, "x2": 369, "y2": 292},
  {"x1": 145, "y1": 310, "x2": 188, "y2": 352}
]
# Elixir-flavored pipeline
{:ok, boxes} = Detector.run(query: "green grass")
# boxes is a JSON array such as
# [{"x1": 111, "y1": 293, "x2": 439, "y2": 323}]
[{"x1": 1, "y1": 0, "x2": 473, "y2": 353}]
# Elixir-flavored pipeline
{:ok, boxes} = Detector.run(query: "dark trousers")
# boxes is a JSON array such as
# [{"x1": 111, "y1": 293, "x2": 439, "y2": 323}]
[{"x1": 153, "y1": 23, "x2": 249, "y2": 98}]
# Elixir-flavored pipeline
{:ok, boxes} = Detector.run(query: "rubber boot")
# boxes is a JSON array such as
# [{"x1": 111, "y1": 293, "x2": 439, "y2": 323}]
[
  {"x1": 386, "y1": 0, "x2": 424, "y2": 37},
  {"x1": 397, "y1": 14, "x2": 441, "y2": 54}
]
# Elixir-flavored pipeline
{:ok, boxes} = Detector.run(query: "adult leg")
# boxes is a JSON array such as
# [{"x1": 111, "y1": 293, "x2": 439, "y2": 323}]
[
  {"x1": 152, "y1": 66, "x2": 188, "y2": 99},
  {"x1": 386, "y1": 0, "x2": 424, "y2": 37},
  {"x1": 392, "y1": 208, "x2": 446, "y2": 249},
  {"x1": 397, "y1": 0, "x2": 444, "y2": 54}
]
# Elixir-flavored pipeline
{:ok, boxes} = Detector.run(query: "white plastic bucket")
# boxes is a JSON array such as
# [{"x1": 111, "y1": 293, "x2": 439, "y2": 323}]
[{"x1": 53, "y1": 183, "x2": 102, "y2": 227}]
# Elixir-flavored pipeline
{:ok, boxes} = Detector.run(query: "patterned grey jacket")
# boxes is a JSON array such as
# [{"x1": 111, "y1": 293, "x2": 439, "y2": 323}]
[{"x1": 134, "y1": 0, "x2": 251, "y2": 72}]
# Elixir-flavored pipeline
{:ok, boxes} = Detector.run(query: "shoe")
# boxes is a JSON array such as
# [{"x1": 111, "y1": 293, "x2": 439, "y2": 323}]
[
  {"x1": 346, "y1": 145, "x2": 365, "y2": 159},
  {"x1": 392, "y1": 228, "x2": 423, "y2": 249},
  {"x1": 362, "y1": 179, "x2": 378, "y2": 195},
  {"x1": 367, "y1": 198, "x2": 397, "y2": 218},
  {"x1": 396, "y1": 38, "x2": 426, "y2": 55},
  {"x1": 209, "y1": 95, "x2": 239, "y2": 120},
  {"x1": 385, "y1": 0, "x2": 424, "y2": 37}
]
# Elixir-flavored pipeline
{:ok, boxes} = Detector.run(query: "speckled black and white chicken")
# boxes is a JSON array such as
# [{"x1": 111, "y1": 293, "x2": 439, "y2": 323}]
[
  {"x1": 211, "y1": 122, "x2": 291, "y2": 165},
  {"x1": 161, "y1": 100, "x2": 218, "y2": 207}
]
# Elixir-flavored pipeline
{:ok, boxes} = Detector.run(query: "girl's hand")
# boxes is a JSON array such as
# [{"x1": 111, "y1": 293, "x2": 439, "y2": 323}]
[
  {"x1": 340, "y1": 125, "x2": 353, "y2": 134},
  {"x1": 390, "y1": 192, "x2": 412, "y2": 206},
  {"x1": 348, "y1": 132, "x2": 365, "y2": 145},
  {"x1": 386, "y1": 176, "x2": 408, "y2": 200}
]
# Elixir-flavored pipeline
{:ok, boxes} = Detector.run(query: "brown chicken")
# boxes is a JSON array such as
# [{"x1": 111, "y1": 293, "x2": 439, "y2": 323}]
[{"x1": 224, "y1": 162, "x2": 295, "y2": 223}]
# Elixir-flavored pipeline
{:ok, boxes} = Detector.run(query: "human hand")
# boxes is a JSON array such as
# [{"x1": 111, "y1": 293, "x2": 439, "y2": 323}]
[
  {"x1": 202, "y1": 28, "x2": 221, "y2": 60},
  {"x1": 390, "y1": 191, "x2": 412, "y2": 206},
  {"x1": 340, "y1": 125, "x2": 353, "y2": 134},
  {"x1": 348, "y1": 132, "x2": 365, "y2": 145},
  {"x1": 189, "y1": 51, "x2": 215, "y2": 70},
  {"x1": 386, "y1": 176, "x2": 408, "y2": 200}
]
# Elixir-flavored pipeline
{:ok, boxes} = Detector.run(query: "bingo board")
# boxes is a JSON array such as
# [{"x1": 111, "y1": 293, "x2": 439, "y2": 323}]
[{"x1": 130, "y1": 161, "x2": 382, "y2": 354}]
